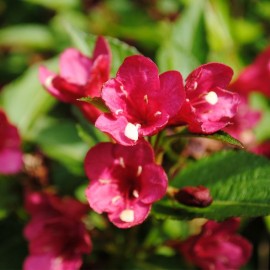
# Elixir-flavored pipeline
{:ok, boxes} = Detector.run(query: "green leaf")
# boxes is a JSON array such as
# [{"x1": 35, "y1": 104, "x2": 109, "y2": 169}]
[
  {"x1": 25, "y1": 0, "x2": 78, "y2": 11},
  {"x1": 72, "y1": 106, "x2": 108, "y2": 146},
  {"x1": 154, "y1": 150, "x2": 270, "y2": 220},
  {"x1": 106, "y1": 36, "x2": 140, "y2": 76},
  {"x1": 32, "y1": 117, "x2": 89, "y2": 175},
  {"x1": 61, "y1": 22, "x2": 139, "y2": 76},
  {"x1": 78, "y1": 97, "x2": 109, "y2": 112},
  {"x1": 157, "y1": 0, "x2": 207, "y2": 77},
  {"x1": 169, "y1": 129, "x2": 244, "y2": 149},
  {"x1": 0, "y1": 24, "x2": 54, "y2": 50},
  {"x1": 0, "y1": 60, "x2": 57, "y2": 140}
]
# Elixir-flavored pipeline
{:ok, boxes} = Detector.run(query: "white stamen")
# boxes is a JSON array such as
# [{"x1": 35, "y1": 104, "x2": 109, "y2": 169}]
[
  {"x1": 124, "y1": 123, "x2": 139, "y2": 141},
  {"x1": 99, "y1": 179, "x2": 111, "y2": 184},
  {"x1": 120, "y1": 209, "x2": 134, "y2": 223},
  {"x1": 112, "y1": 195, "x2": 121, "y2": 204},
  {"x1": 186, "y1": 98, "x2": 190, "y2": 102},
  {"x1": 120, "y1": 85, "x2": 128, "y2": 96},
  {"x1": 119, "y1": 157, "x2": 125, "y2": 168},
  {"x1": 154, "y1": 111, "x2": 162, "y2": 117},
  {"x1": 205, "y1": 91, "x2": 218, "y2": 105},
  {"x1": 115, "y1": 109, "x2": 123, "y2": 115},
  {"x1": 144, "y1": 94, "x2": 149, "y2": 103},
  {"x1": 45, "y1": 75, "x2": 54, "y2": 88},
  {"x1": 194, "y1": 81, "x2": 198, "y2": 90},
  {"x1": 133, "y1": 190, "x2": 139, "y2": 198},
  {"x1": 136, "y1": 166, "x2": 142, "y2": 176}
]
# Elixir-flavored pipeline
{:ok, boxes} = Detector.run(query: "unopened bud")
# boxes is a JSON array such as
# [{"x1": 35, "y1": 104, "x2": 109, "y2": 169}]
[{"x1": 174, "y1": 185, "x2": 213, "y2": 207}]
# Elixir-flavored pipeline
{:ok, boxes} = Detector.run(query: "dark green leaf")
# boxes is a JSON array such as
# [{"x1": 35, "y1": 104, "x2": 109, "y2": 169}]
[
  {"x1": 154, "y1": 150, "x2": 270, "y2": 220},
  {"x1": 169, "y1": 129, "x2": 244, "y2": 149},
  {"x1": 78, "y1": 97, "x2": 109, "y2": 113}
]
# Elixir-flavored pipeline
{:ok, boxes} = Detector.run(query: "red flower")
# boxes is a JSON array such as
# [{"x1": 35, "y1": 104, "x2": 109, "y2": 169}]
[
  {"x1": 39, "y1": 36, "x2": 111, "y2": 123},
  {"x1": 230, "y1": 46, "x2": 270, "y2": 98},
  {"x1": 0, "y1": 109, "x2": 22, "y2": 174},
  {"x1": 179, "y1": 218, "x2": 252, "y2": 270},
  {"x1": 95, "y1": 55, "x2": 185, "y2": 145},
  {"x1": 170, "y1": 63, "x2": 239, "y2": 133},
  {"x1": 23, "y1": 191, "x2": 91, "y2": 270},
  {"x1": 84, "y1": 140, "x2": 168, "y2": 228},
  {"x1": 223, "y1": 96, "x2": 261, "y2": 144}
]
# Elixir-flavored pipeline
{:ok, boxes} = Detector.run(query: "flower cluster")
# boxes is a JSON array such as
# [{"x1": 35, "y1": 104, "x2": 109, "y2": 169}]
[
  {"x1": 39, "y1": 36, "x2": 241, "y2": 229},
  {"x1": 23, "y1": 191, "x2": 91, "y2": 270},
  {"x1": 39, "y1": 36, "x2": 111, "y2": 123},
  {"x1": 36, "y1": 35, "x2": 256, "y2": 269},
  {"x1": 0, "y1": 109, "x2": 22, "y2": 175},
  {"x1": 178, "y1": 218, "x2": 252, "y2": 270}
]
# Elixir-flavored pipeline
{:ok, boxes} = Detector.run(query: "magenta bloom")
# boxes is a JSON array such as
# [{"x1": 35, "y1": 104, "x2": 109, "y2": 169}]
[
  {"x1": 223, "y1": 96, "x2": 261, "y2": 144},
  {"x1": 230, "y1": 46, "x2": 270, "y2": 98},
  {"x1": 170, "y1": 63, "x2": 239, "y2": 133},
  {"x1": 23, "y1": 191, "x2": 91, "y2": 270},
  {"x1": 179, "y1": 218, "x2": 252, "y2": 270},
  {"x1": 95, "y1": 55, "x2": 185, "y2": 145},
  {"x1": 84, "y1": 140, "x2": 168, "y2": 228},
  {"x1": 39, "y1": 36, "x2": 111, "y2": 123},
  {"x1": 0, "y1": 109, "x2": 22, "y2": 174}
]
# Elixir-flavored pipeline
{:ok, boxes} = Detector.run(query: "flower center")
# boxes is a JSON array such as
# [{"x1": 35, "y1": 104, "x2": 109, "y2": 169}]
[
  {"x1": 120, "y1": 209, "x2": 134, "y2": 222},
  {"x1": 124, "y1": 123, "x2": 140, "y2": 141},
  {"x1": 205, "y1": 91, "x2": 218, "y2": 105}
]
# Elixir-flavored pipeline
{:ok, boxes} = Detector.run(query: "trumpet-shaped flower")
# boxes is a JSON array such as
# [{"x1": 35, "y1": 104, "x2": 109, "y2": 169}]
[
  {"x1": 23, "y1": 191, "x2": 91, "y2": 270},
  {"x1": 84, "y1": 140, "x2": 168, "y2": 228},
  {"x1": 95, "y1": 55, "x2": 185, "y2": 145},
  {"x1": 179, "y1": 218, "x2": 252, "y2": 270},
  {"x1": 0, "y1": 110, "x2": 22, "y2": 174},
  {"x1": 39, "y1": 36, "x2": 111, "y2": 123},
  {"x1": 170, "y1": 63, "x2": 239, "y2": 133},
  {"x1": 229, "y1": 46, "x2": 270, "y2": 98}
]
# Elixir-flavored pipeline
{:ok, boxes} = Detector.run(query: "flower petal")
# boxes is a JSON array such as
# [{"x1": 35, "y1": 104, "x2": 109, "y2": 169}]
[
  {"x1": 140, "y1": 164, "x2": 168, "y2": 204},
  {"x1": 186, "y1": 63, "x2": 233, "y2": 99},
  {"x1": 95, "y1": 114, "x2": 137, "y2": 146},
  {"x1": 108, "y1": 201, "x2": 151, "y2": 229},
  {"x1": 117, "y1": 55, "x2": 160, "y2": 99},
  {"x1": 59, "y1": 48, "x2": 92, "y2": 85},
  {"x1": 86, "y1": 182, "x2": 122, "y2": 214},
  {"x1": 159, "y1": 70, "x2": 185, "y2": 117}
]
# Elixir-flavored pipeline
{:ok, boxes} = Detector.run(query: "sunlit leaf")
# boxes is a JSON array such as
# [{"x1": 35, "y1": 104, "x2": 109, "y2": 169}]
[
  {"x1": 154, "y1": 150, "x2": 270, "y2": 220},
  {"x1": 169, "y1": 129, "x2": 244, "y2": 149}
]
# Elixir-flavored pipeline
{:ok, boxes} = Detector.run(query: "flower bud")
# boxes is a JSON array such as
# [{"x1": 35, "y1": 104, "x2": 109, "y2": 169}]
[{"x1": 174, "y1": 185, "x2": 213, "y2": 207}]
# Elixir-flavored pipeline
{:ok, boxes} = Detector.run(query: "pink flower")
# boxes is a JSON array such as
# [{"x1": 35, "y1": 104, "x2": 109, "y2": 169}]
[
  {"x1": 0, "y1": 109, "x2": 22, "y2": 174},
  {"x1": 95, "y1": 55, "x2": 185, "y2": 145},
  {"x1": 23, "y1": 191, "x2": 91, "y2": 270},
  {"x1": 179, "y1": 218, "x2": 252, "y2": 270},
  {"x1": 84, "y1": 140, "x2": 168, "y2": 228},
  {"x1": 229, "y1": 46, "x2": 270, "y2": 98},
  {"x1": 223, "y1": 96, "x2": 261, "y2": 144},
  {"x1": 170, "y1": 63, "x2": 239, "y2": 133},
  {"x1": 39, "y1": 36, "x2": 111, "y2": 123}
]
